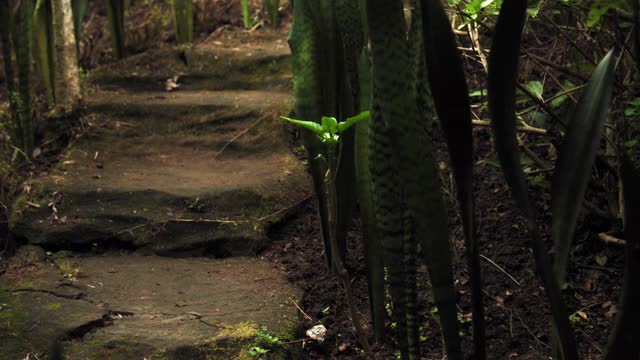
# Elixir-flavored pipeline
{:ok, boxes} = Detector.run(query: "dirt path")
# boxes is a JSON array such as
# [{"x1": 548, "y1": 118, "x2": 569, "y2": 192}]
[{"x1": 2, "y1": 29, "x2": 309, "y2": 359}]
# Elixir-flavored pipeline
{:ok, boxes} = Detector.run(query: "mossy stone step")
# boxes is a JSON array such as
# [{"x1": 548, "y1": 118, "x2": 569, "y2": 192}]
[
  {"x1": 0, "y1": 254, "x2": 304, "y2": 359},
  {"x1": 10, "y1": 37, "x2": 309, "y2": 257}
]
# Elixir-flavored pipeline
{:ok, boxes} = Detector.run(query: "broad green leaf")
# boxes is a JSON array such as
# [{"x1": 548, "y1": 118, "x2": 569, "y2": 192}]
[
  {"x1": 337, "y1": 111, "x2": 369, "y2": 132},
  {"x1": 550, "y1": 81, "x2": 575, "y2": 108},
  {"x1": 527, "y1": 0, "x2": 544, "y2": 17},
  {"x1": 524, "y1": 80, "x2": 544, "y2": 100},
  {"x1": 604, "y1": 155, "x2": 640, "y2": 359},
  {"x1": 421, "y1": 0, "x2": 484, "y2": 357},
  {"x1": 587, "y1": 0, "x2": 629, "y2": 27},
  {"x1": 321, "y1": 116, "x2": 339, "y2": 135},
  {"x1": 551, "y1": 50, "x2": 616, "y2": 285},
  {"x1": 488, "y1": 1, "x2": 578, "y2": 359},
  {"x1": 280, "y1": 116, "x2": 324, "y2": 135}
]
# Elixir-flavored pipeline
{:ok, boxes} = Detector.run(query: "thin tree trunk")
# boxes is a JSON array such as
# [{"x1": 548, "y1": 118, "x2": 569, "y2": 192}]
[{"x1": 52, "y1": 0, "x2": 81, "y2": 115}]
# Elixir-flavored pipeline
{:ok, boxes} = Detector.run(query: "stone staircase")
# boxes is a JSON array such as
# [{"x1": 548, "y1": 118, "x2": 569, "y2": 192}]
[{"x1": 2, "y1": 29, "x2": 309, "y2": 359}]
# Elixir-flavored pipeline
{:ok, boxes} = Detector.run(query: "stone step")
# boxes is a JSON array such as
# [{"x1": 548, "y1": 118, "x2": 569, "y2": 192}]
[
  {"x1": 11, "y1": 48, "x2": 310, "y2": 257},
  {"x1": 89, "y1": 42, "x2": 291, "y2": 92},
  {"x1": 0, "y1": 254, "x2": 303, "y2": 359}
]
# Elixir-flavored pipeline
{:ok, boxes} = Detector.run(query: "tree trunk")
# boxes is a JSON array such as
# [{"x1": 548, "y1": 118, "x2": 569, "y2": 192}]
[{"x1": 52, "y1": 0, "x2": 81, "y2": 115}]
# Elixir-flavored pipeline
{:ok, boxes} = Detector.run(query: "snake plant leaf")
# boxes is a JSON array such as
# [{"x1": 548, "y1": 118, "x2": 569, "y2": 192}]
[
  {"x1": 288, "y1": 0, "x2": 333, "y2": 266},
  {"x1": 354, "y1": 49, "x2": 385, "y2": 342},
  {"x1": 488, "y1": 1, "x2": 578, "y2": 359},
  {"x1": 605, "y1": 155, "x2": 640, "y2": 359},
  {"x1": 367, "y1": 0, "x2": 461, "y2": 357},
  {"x1": 551, "y1": 50, "x2": 616, "y2": 285},
  {"x1": 280, "y1": 116, "x2": 324, "y2": 135},
  {"x1": 14, "y1": 0, "x2": 35, "y2": 158},
  {"x1": 71, "y1": 0, "x2": 88, "y2": 44},
  {"x1": 241, "y1": 0, "x2": 252, "y2": 29},
  {"x1": 487, "y1": 0, "x2": 531, "y2": 215},
  {"x1": 170, "y1": 0, "x2": 193, "y2": 44},
  {"x1": 337, "y1": 111, "x2": 369, "y2": 132},
  {"x1": 421, "y1": 0, "x2": 484, "y2": 357},
  {"x1": 104, "y1": 0, "x2": 125, "y2": 58}
]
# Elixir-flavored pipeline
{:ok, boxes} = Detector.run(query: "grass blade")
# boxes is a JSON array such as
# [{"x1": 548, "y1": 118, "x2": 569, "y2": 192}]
[
  {"x1": 487, "y1": 1, "x2": 578, "y2": 359},
  {"x1": 605, "y1": 155, "x2": 640, "y2": 359},
  {"x1": 551, "y1": 50, "x2": 616, "y2": 285},
  {"x1": 421, "y1": 0, "x2": 485, "y2": 357}
]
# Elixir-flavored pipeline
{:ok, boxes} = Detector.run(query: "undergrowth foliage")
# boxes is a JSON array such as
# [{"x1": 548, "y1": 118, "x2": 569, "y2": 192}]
[{"x1": 289, "y1": 0, "x2": 640, "y2": 359}]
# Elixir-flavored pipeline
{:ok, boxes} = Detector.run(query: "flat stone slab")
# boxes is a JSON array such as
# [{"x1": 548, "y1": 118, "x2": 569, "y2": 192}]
[
  {"x1": 10, "y1": 35, "x2": 310, "y2": 256},
  {"x1": 0, "y1": 254, "x2": 303, "y2": 359}
]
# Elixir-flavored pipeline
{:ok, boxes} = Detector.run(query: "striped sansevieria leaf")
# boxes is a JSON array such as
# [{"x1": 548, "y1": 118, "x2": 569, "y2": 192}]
[
  {"x1": 551, "y1": 50, "x2": 616, "y2": 285},
  {"x1": 421, "y1": 0, "x2": 485, "y2": 358},
  {"x1": 605, "y1": 155, "x2": 640, "y2": 359},
  {"x1": 487, "y1": 0, "x2": 578, "y2": 359}
]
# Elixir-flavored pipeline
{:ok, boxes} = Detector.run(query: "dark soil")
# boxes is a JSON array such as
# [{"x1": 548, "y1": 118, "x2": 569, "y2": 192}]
[{"x1": 263, "y1": 123, "x2": 625, "y2": 360}]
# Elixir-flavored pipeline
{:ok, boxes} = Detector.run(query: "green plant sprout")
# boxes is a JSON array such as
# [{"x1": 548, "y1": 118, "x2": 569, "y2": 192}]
[
  {"x1": 280, "y1": 111, "x2": 369, "y2": 145},
  {"x1": 280, "y1": 110, "x2": 372, "y2": 352}
]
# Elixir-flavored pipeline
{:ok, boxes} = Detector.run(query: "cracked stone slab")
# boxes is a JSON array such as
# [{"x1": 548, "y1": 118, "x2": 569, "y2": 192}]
[
  {"x1": 0, "y1": 254, "x2": 303, "y2": 359},
  {"x1": 0, "y1": 289, "x2": 105, "y2": 358}
]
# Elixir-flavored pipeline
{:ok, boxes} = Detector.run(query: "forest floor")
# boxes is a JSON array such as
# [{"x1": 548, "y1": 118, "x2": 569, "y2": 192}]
[{"x1": 1, "y1": 26, "x2": 626, "y2": 360}]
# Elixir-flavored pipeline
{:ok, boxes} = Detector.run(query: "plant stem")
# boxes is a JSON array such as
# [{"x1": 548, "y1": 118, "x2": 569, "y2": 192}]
[{"x1": 323, "y1": 144, "x2": 371, "y2": 354}]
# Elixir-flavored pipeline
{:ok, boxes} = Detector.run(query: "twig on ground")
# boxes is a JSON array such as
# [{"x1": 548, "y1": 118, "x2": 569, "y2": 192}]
[
  {"x1": 480, "y1": 254, "x2": 521, "y2": 286},
  {"x1": 513, "y1": 309, "x2": 551, "y2": 349},
  {"x1": 598, "y1": 232, "x2": 626, "y2": 245},
  {"x1": 290, "y1": 297, "x2": 313, "y2": 322},
  {"x1": 472, "y1": 120, "x2": 547, "y2": 134},
  {"x1": 214, "y1": 115, "x2": 269, "y2": 159}
]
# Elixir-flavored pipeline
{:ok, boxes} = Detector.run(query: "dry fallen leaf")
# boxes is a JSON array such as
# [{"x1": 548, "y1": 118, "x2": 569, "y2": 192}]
[{"x1": 576, "y1": 310, "x2": 588, "y2": 320}]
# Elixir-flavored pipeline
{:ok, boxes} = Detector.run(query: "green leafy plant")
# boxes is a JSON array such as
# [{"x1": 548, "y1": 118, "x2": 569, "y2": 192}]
[
  {"x1": 281, "y1": 112, "x2": 368, "y2": 145},
  {"x1": 248, "y1": 346, "x2": 269, "y2": 356}
]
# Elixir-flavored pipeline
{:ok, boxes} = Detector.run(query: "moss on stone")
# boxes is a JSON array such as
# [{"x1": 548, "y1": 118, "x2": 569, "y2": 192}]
[
  {"x1": 0, "y1": 289, "x2": 28, "y2": 336},
  {"x1": 45, "y1": 302, "x2": 62, "y2": 311}
]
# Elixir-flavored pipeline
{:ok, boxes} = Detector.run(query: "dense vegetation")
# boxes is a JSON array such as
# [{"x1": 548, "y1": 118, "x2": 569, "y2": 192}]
[{"x1": 1, "y1": 0, "x2": 639, "y2": 359}]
